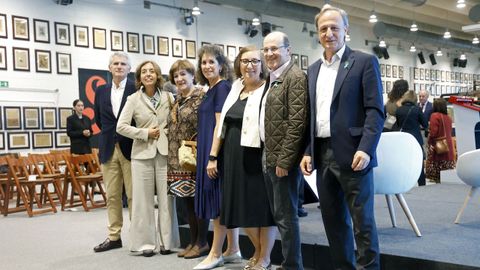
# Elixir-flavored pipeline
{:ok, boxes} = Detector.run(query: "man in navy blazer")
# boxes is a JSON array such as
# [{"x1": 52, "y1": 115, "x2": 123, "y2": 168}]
[
  {"x1": 418, "y1": 89, "x2": 433, "y2": 137},
  {"x1": 300, "y1": 4, "x2": 384, "y2": 270},
  {"x1": 93, "y1": 52, "x2": 135, "y2": 252}
]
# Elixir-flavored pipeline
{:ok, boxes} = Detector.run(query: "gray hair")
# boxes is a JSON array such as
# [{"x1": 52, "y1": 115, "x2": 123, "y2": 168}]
[
  {"x1": 108, "y1": 52, "x2": 131, "y2": 67},
  {"x1": 419, "y1": 89, "x2": 430, "y2": 97},
  {"x1": 315, "y1": 4, "x2": 349, "y2": 29}
]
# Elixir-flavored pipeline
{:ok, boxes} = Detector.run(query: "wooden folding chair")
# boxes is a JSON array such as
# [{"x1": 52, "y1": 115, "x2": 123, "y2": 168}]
[
  {"x1": 5, "y1": 156, "x2": 58, "y2": 217},
  {"x1": 28, "y1": 153, "x2": 64, "y2": 205},
  {"x1": 63, "y1": 154, "x2": 106, "y2": 211}
]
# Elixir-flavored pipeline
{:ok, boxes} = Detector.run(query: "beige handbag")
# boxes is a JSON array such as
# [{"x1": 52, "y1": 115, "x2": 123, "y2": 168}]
[{"x1": 178, "y1": 134, "x2": 197, "y2": 171}]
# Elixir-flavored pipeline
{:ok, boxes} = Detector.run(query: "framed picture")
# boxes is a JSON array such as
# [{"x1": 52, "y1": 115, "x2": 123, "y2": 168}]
[
  {"x1": 425, "y1": 69, "x2": 430, "y2": 81},
  {"x1": 441, "y1": 70, "x2": 445, "y2": 82},
  {"x1": 127, "y1": 32, "x2": 139, "y2": 53},
  {"x1": 7, "y1": 132, "x2": 30, "y2": 150},
  {"x1": 380, "y1": 64, "x2": 385, "y2": 77},
  {"x1": 446, "y1": 71, "x2": 450, "y2": 82},
  {"x1": 55, "y1": 131, "x2": 70, "y2": 148},
  {"x1": 56, "y1": 52, "x2": 71, "y2": 75},
  {"x1": 35, "y1": 49, "x2": 51, "y2": 73},
  {"x1": 386, "y1": 64, "x2": 391, "y2": 77},
  {"x1": 58, "y1": 107, "x2": 72, "y2": 129},
  {"x1": 33, "y1": 19, "x2": 49, "y2": 43},
  {"x1": 0, "y1": 106, "x2": 2, "y2": 129},
  {"x1": 0, "y1": 46, "x2": 6, "y2": 70},
  {"x1": 54, "y1": 22, "x2": 70, "y2": 45},
  {"x1": 226, "y1": 45, "x2": 236, "y2": 62},
  {"x1": 398, "y1": 66, "x2": 404, "y2": 78},
  {"x1": 420, "y1": 68, "x2": 424, "y2": 80},
  {"x1": 301, "y1": 55, "x2": 308, "y2": 70},
  {"x1": 413, "y1": 67, "x2": 419, "y2": 80},
  {"x1": 172, "y1": 38, "x2": 183, "y2": 58},
  {"x1": 74, "y1": 25, "x2": 89, "y2": 47},
  {"x1": 381, "y1": 80, "x2": 385, "y2": 93},
  {"x1": 4, "y1": 106, "x2": 21, "y2": 130},
  {"x1": 41, "y1": 107, "x2": 57, "y2": 129},
  {"x1": 92, "y1": 27, "x2": 106, "y2": 49},
  {"x1": 110, "y1": 30, "x2": 123, "y2": 51},
  {"x1": 12, "y1": 15, "x2": 29, "y2": 40},
  {"x1": 186, "y1": 40, "x2": 196, "y2": 59},
  {"x1": 0, "y1": 133, "x2": 4, "y2": 151},
  {"x1": 392, "y1": 65, "x2": 398, "y2": 78},
  {"x1": 215, "y1": 44, "x2": 225, "y2": 54},
  {"x1": 414, "y1": 83, "x2": 419, "y2": 93},
  {"x1": 436, "y1": 70, "x2": 441, "y2": 82},
  {"x1": 430, "y1": 69, "x2": 434, "y2": 81},
  {"x1": 23, "y1": 107, "x2": 40, "y2": 129},
  {"x1": 292, "y1": 54, "x2": 299, "y2": 67},
  {"x1": 13, "y1": 47, "x2": 30, "y2": 72},
  {"x1": 0, "y1": 13, "x2": 7, "y2": 38},
  {"x1": 32, "y1": 131, "x2": 53, "y2": 149},
  {"x1": 157, "y1": 36, "x2": 169, "y2": 56},
  {"x1": 142, "y1": 34, "x2": 155, "y2": 54},
  {"x1": 201, "y1": 41, "x2": 211, "y2": 47},
  {"x1": 386, "y1": 81, "x2": 391, "y2": 93}
]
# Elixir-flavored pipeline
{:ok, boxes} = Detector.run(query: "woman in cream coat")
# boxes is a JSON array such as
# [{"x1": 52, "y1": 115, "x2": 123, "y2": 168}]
[{"x1": 117, "y1": 60, "x2": 179, "y2": 257}]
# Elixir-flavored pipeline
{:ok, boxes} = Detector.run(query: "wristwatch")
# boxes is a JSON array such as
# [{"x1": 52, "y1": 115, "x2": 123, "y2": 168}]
[{"x1": 208, "y1": 155, "x2": 217, "y2": 161}]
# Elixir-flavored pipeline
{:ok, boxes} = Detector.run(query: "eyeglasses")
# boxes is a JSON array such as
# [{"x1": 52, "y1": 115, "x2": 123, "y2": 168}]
[
  {"x1": 240, "y1": 59, "x2": 261, "y2": 66},
  {"x1": 261, "y1": 45, "x2": 286, "y2": 54}
]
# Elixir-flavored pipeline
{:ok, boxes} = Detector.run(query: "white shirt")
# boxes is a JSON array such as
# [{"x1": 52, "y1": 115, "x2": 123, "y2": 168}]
[
  {"x1": 111, "y1": 77, "x2": 127, "y2": 118},
  {"x1": 316, "y1": 45, "x2": 345, "y2": 138},
  {"x1": 260, "y1": 60, "x2": 291, "y2": 142}
]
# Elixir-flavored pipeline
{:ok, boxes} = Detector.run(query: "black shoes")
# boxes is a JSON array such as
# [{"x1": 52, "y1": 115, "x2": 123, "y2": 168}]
[
  {"x1": 298, "y1": 207, "x2": 308, "y2": 217},
  {"x1": 93, "y1": 238, "x2": 122, "y2": 252},
  {"x1": 143, "y1": 249, "x2": 155, "y2": 257},
  {"x1": 160, "y1": 249, "x2": 172, "y2": 255}
]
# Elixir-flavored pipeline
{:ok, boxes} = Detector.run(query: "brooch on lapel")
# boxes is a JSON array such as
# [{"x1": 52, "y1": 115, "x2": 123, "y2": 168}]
[{"x1": 344, "y1": 61, "x2": 350, "y2": 70}]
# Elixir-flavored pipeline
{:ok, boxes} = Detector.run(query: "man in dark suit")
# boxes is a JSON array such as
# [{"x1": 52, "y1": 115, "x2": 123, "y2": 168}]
[
  {"x1": 419, "y1": 89, "x2": 433, "y2": 138},
  {"x1": 300, "y1": 4, "x2": 384, "y2": 270},
  {"x1": 66, "y1": 99, "x2": 92, "y2": 154},
  {"x1": 93, "y1": 52, "x2": 135, "y2": 252}
]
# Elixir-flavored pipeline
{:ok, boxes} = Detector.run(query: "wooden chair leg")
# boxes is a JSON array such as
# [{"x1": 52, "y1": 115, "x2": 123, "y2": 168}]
[
  {"x1": 395, "y1": 194, "x2": 422, "y2": 237},
  {"x1": 454, "y1": 186, "x2": 477, "y2": 224},
  {"x1": 385, "y1": 194, "x2": 397, "y2": 227},
  {"x1": 43, "y1": 183, "x2": 57, "y2": 213}
]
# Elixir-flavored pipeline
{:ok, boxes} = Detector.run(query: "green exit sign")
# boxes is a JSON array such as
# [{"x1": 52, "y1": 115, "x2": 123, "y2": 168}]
[{"x1": 0, "y1": 81, "x2": 8, "y2": 88}]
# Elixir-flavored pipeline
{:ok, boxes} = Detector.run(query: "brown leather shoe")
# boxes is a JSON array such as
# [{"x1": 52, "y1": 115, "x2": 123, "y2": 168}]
[
  {"x1": 184, "y1": 243, "x2": 210, "y2": 259},
  {"x1": 93, "y1": 238, "x2": 122, "y2": 252},
  {"x1": 177, "y1": 244, "x2": 193, "y2": 257}
]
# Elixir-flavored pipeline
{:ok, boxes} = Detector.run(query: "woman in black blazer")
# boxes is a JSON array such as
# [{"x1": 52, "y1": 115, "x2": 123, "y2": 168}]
[
  {"x1": 66, "y1": 99, "x2": 92, "y2": 154},
  {"x1": 394, "y1": 90, "x2": 428, "y2": 186}
]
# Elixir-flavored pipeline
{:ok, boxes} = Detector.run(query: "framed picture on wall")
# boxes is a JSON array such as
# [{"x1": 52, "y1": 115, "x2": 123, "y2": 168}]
[
  {"x1": 380, "y1": 64, "x2": 385, "y2": 77},
  {"x1": 23, "y1": 107, "x2": 40, "y2": 129},
  {"x1": 127, "y1": 32, "x2": 139, "y2": 53},
  {"x1": 292, "y1": 54, "x2": 299, "y2": 67},
  {"x1": 143, "y1": 34, "x2": 155, "y2": 54},
  {"x1": 425, "y1": 69, "x2": 430, "y2": 81},
  {"x1": 55, "y1": 131, "x2": 70, "y2": 148},
  {"x1": 7, "y1": 132, "x2": 30, "y2": 150},
  {"x1": 110, "y1": 30, "x2": 123, "y2": 51},
  {"x1": 13, "y1": 47, "x2": 30, "y2": 72},
  {"x1": 386, "y1": 81, "x2": 391, "y2": 93},
  {"x1": 0, "y1": 13, "x2": 7, "y2": 38},
  {"x1": 0, "y1": 46, "x2": 6, "y2": 70},
  {"x1": 446, "y1": 71, "x2": 450, "y2": 82},
  {"x1": 12, "y1": 15, "x2": 29, "y2": 40},
  {"x1": 0, "y1": 133, "x2": 4, "y2": 151},
  {"x1": 33, "y1": 19, "x2": 50, "y2": 43},
  {"x1": 172, "y1": 38, "x2": 183, "y2": 58},
  {"x1": 0, "y1": 106, "x2": 2, "y2": 130},
  {"x1": 441, "y1": 70, "x2": 445, "y2": 82},
  {"x1": 56, "y1": 52, "x2": 71, "y2": 75},
  {"x1": 392, "y1": 65, "x2": 398, "y2": 78},
  {"x1": 436, "y1": 70, "x2": 441, "y2": 82},
  {"x1": 32, "y1": 131, "x2": 53, "y2": 149},
  {"x1": 381, "y1": 80, "x2": 385, "y2": 93},
  {"x1": 301, "y1": 55, "x2": 308, "y2": 70},
  {"x1": 385, "y1": 64, "x2": 391, "y2": 77},
  {"x1": 58, "y1": 107, "x2": 72, "y2": 129},
  {"x1": 74, "y1": 25, "x2": 89, "y2": 47},
  {"x1": 398, "y1": 66, "x2": 404, "y2": 78},
  {"x1": 93, "y1": 27, "x2": 106, "y2": 49},
  {"x1": 186, "y1": 40, "x2": 196, "y2": 59},
  {"x1": 201, "y1": 41, "x2": 211, "y2": 47},
  {"x1": 419, "y1": 68, "x2": 424, "y2": 80},
  {"x1": 54, "y1": 22, "x2": 70, "y2": 45},
  {"x1": 429, "y1": 69, "x2": 434, "y2": 81},
  {"x1": 157, "y1": 36, "x2": 168, "y2": 56},
  {"x1": 35, "y1": 49, "x2": 51, "y2": 73},
  {"x1": 4, "y1": 106, "x2": 21, "y2": 130},
  {"x1": 226, "y1": 45, "x2": 236, "y2": 62},
  {"x1": 413, "y1": 67, "x2": 419, "y2": 80},
  {"x1": 41, "y1": 107, "x2": 57, "y2": 129}
]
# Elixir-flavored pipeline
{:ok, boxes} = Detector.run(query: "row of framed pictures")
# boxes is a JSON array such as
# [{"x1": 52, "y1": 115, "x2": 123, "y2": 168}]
[
  {"x1": 380, "y1": 64, "x2": 404, "y2": 79},
  {"x1": 1, "y1": 106, "x2": 73, "y2": 130},
  {"x1": 0, "y1": 46, "x2": 71, "y2": 73},
  {"x1": 413, "y1": 83, "x2": 467, "y2": 96},
  {"x1": 292, "y1": 54, "x2": 309, "y2": 70},
  {"x1": 0, "y1": 131, "x2": 70, "y2": 151},
  {"x1": 412, "y1": 67, "x2": 477, "y2": 84}
]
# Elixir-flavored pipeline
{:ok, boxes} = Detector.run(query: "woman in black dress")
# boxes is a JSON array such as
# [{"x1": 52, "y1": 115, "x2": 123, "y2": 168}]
[
  {"x1": 217, "y1": 46, "x2": 276, "y2": 270},
  {"x1": 66, "y1": 99, "x2": 92, "y2": 154}
]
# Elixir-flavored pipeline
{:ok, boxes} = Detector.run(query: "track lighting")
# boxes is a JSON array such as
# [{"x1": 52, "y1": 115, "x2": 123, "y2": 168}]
[
  {"x1": 443, "y1": 30, "x2": 451, "y2": 39},
  {"x1": 409, "y1": 44, "x2": 416, "y2": 52},
  {"x1": 410, "y1": 22, "x2": 418, "y2": 32},
  {"x1": 472, "y1": 36, "x2": 479, "y2": 44},
  {"x1": 369, "y1": 11, "x2": 378, "y2": 23},
  {"x1": 456, "y1": 0, "x2": 466, "y2": 9},
  {"x1": 436, "y1": 48, "x2": 443, "y2": 56}
]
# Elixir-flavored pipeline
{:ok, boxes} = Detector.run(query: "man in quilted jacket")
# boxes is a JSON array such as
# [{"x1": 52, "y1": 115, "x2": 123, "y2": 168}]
[{"x1": 259, "y1": 31, "x2": 308, "y2": 270}]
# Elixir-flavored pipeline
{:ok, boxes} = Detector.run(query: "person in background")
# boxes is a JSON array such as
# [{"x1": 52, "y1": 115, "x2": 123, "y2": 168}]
[
  {"x1": 383, "y1": 79, "x2": 409, "y2": 131},
  {"x1": 117, "y1": 60, "x2": 179, "y2": 257},
  {"x1": 418, "y1": 89, "x2": 433, "y2": 137},
  {"x1": 193, "y1": 44, "x2": 240, "y2": 270},
  {"x1": 426, "y1": 98, "x2": 455, "y2": 183},
  {"x1": 93, "y1": 52, "x2": 134, "y2": 253},
  {"x1": 394, "y1": 90, "x2": 428, "y2": 186},
  {"x1": 67, "y1": 99, "x2": 92, "y2": 154},
  {"x1": 300, "y1": 4, "x2": 384, "y2": 269},
  {"x1": 166, "y1": 60, "x2": 210, "y2": 259},
  {"x1": 218, "y1": 46, "x2": 276, "y2": 270},
  {"x1": 261, "y1": 31, "x2": 308, "y2": 270}
]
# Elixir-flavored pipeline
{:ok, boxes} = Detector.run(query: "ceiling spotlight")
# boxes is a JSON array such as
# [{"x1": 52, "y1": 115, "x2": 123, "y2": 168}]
[
  {"x1": 409, "y1": 44, "x2": 416, "y2": 52},
  {"x1": 456, "y1": 0, "x2": 466, "y2": 8},
  {"x1": 436, "y1": 48, "x2": 443, "y2": 56},
  {"x1": 460, "y1": 53, "x2": 466, "y2": 60},
  {"x1": 473, "y1": 36, "x2": 479, "y2": 44},
  {"x1": 345, "y1": 34, "x2": 351, "y2": 42},
  {"x1": 443, "y1": 30, "x2": 451, "y2": 39},
  {"x1": 379, "y1": 39, "x2": 386, "y2": 48},
  {"x1": 410, "y1": 22, "x2": 418, "y2": 32},
  {"x1": 302, "y1": 22, "x2": 308, "y2": 33},
  {"x1": 369, "y1": 11, "x2": 378, "y2": 23},
  {"x1": 184, "y1": 14, "x2": 194, "y2": 25},
  {"x1": 192, "y1": 6, "x2": 201, "y2": 15},
  {"x1": 252, "y1": 17, "x2": 260, "y2": 26}
]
